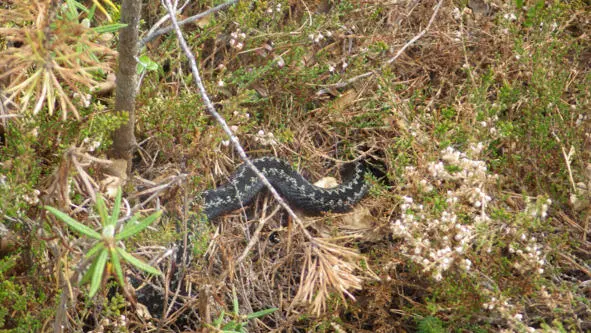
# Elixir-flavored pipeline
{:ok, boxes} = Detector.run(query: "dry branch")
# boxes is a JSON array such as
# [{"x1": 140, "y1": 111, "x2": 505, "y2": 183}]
[
  {"x1": 141, "y1": 0, "x2": 240, "y2": 47},
  {"x1": 316, "y1": 0, "x2": 444, "y2": 95}
]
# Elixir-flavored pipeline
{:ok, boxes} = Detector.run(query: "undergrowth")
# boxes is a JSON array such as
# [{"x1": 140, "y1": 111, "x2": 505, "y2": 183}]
[{"x1": 1, "y1": 0, "x2": 590, "y2": 332}]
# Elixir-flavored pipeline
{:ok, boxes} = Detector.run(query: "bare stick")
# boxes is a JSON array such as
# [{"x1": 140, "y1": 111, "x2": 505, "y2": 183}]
[
  {"x1": 161, "y1": 0, "x2": 313, "y2": 240},
  {"x1": 386, "y1": 0, "x2": 444, "y2": 64},
  {"x1": 142, "y1": 0, "x2": 240, "y2": 47},
  {"x1": 316, "y1": 0, "x2": 444, "y2": 94},
  {"x1": 236, "y1": 204, "x2": 281, "y2": 264}
]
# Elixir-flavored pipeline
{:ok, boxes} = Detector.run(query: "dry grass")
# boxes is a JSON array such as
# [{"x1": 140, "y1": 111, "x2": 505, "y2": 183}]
[{"x1": 0, "y1": 0, "x2": 116, "y2": 119}]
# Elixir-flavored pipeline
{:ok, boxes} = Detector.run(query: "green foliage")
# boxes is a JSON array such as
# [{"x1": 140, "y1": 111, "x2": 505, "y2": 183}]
[
  {"x1": 0, "y1": 256, "x2": 54, "y2": 332},
  {"x1": 209, "y1": 286, "x2": 278, "y2": 333},
  {"x1": 476, "y1": 0, "x2": 589, "y2": 199},
  {"x1": 417, "y1": 316, "x2": 446, "y2": 333},
  {"x1": 137, "y1": 54, "x2": 159, "y2": 74},
  {"x1": 45, "y1": 187, "x2": 162, "y2": 298}
]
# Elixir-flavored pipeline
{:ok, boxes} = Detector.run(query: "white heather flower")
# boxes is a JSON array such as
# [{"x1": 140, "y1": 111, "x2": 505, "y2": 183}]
[
  {"x1": 463, "y1": 259, "x2": 472, "y2": 270},
  {"x1": 230, "y1": 125, "x2": 239, "y2": 132},
  {"x1": 503, "y1": 13, "x2": 517, "y2": 21},
  {"x1": 222, "y1": 140, "x2": 230, "y2": 146},
  {"x1": 89, "y1": 140, "x2": 101, "y2": 152},
  {"x1": 452, "y1": 7, "x2": 461, "y2": 20},
  {"x1": 276, "y1": 56, "x2": 285, "y2": 68},
  {"x1": 218, "y1": 80, "x2": 225, "y2": 87},
  {"x1": 434, "y1": 272, "x2": 443, "y2": 281}
]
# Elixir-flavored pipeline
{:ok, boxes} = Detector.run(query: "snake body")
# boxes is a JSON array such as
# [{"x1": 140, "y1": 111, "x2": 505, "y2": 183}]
[
  {"x1": 133, "y1": 157, "x2": 370, "y2": 323},
  {"x1": 202, "y1": 156, "x2": 369, "y2": 219}
]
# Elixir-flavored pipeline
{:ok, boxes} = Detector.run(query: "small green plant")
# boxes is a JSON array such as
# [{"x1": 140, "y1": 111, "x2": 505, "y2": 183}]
[
  {"x1": 137, "y1": 54, "x2": 159, "y2": 75},
  {"x1": 417, "y1": 316, "x2": 446, "y2": 333},
  {"x1": 45, "y1": 187, "x2": 162, "y2": 298},
  {"x1": 209, "y1": 286, "x2": 278, "y2": 333}
]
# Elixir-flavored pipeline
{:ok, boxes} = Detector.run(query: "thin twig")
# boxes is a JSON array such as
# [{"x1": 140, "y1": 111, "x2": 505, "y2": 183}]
[
  {"x1": 386, "y1": 0, "x2": 443, "y2": 64},
  {"x1": 315, "y1": 71, "x2": 374, "y2": 96},
  {"x1": 236, "y1": 204, "x2": 281, "y2": 264},
  {"x1": 0, "y1": 113, "x2": 22, "y2": 118},
  {"x1": 316, "y1": 0, "x2": 444, "y2": 95},
  {"x1": 141, "y1": 0, "x2": 240, "y2": 47},
  {"x1": 143, "y1": 0, "x2": 191, "y2": 44},
  {"x1": 162, "y1": 0, "x2": 314, "y2": 241}
]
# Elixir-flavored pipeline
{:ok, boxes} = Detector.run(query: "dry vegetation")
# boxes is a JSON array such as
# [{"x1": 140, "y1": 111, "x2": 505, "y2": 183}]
[{"x1": 1, "y1": 0, "x2": 590, "y2": 332}]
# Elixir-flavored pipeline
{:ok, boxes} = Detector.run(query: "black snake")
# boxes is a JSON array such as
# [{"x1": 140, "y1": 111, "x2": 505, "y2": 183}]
[
  {"x1": 202, "y1": 156, "x2": 369, "y2": 220},
  {"x1": 132, "y1": 157, "x2": 370, "y2": 325}
]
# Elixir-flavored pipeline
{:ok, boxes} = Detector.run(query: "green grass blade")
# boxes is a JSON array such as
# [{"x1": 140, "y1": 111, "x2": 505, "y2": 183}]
[
  {"x1": 115, "y1": 210, "x2": 162, "y2": 241},
  {"x1": 116, "y1": 247, "x2": 161, "y2": 276},
  {"x1": 81, "y1": 257, "x2": 98, "y2": 285},
  {"x1": 246, "y1": 307, "x2": 278, "y2": 319},
  {"x1": 109, "y1": 247, "x2": 125, "y2": 286},
  {"x1": 232, "y1": 286, "x2": 239, "y2": 315},
  {"x1": 95, "y1": 195, "x2": 109, "y2": 226},
  {"x1": 92, "y1": 23, "x2": 128, "y2": 34},
  {"x1": 85, "y1": 242, "x2": 105, "y2": 259},
  {"x1": 110, "y1": 187, "x2": 122, "y2": 226},
  {"x1": 221, "y1": 321, "x2": 239, "y2": 331},
  {"x1": 88, "y1": 3, "x2": 96, "y2": 21},
  {"x1": 89, "y1": 250, "x2": 108, "y2": 298},
  {"x1": 45, "y1": 206, "x2": 101, "y2": 240},
  {"x1": 213, "y1": 310, "x2": 225, "y2": 328}
]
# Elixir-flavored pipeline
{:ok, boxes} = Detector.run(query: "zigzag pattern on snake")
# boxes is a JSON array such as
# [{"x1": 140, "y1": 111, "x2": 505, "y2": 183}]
[
  {"x1": 132, "y1": 157, "x2": 370, "y2": 323},
  {"x1": 202, "y1": 156, "x2": 369, "y2": 220}
]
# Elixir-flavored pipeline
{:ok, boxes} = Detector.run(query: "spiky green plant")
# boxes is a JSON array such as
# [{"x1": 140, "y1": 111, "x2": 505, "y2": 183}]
[{"x1": 45, "y1": 187, "x2": 162, "y2": 298}]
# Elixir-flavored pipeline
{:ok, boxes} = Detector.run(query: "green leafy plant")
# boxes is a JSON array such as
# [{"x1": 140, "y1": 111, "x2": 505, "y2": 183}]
[
  {"x1": 210, "y1": 286, "x2": 278, "y2": 333},
  {"x1": 45, "y1": 187, "x2": 162, "y2": 298},
  {"x1": 137, "y1": 54, "x2": 159, "y2": 74},
  {"x1": 417, "y1": 316, "x2": 446, "y2": 333}
]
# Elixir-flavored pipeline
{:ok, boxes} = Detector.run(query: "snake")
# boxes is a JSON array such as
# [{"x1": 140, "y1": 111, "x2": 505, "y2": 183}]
[
  {"x1": 202, "y1": 156, "x2": 369, "y2": 220},
  {"x1": 131, "y1": 157, "x2": 370, "y2": 325}
]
